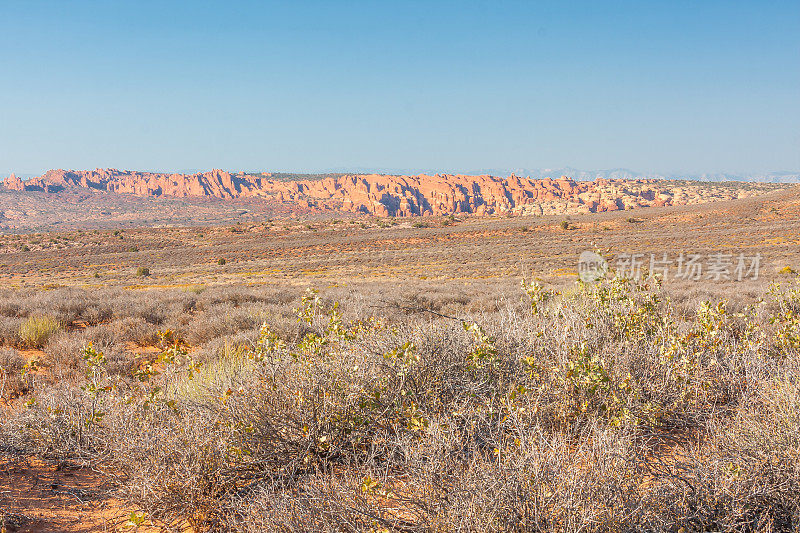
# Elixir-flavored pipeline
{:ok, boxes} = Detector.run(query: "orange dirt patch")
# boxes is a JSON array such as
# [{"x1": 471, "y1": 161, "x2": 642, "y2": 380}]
[
  {"x1": 123, "y1": 343, "x2": 161, "y2": 356},
  {"x1": 15, "y1": 350, "x2": 46, "y2": 363},
  {"x1": 0, "y1": 455, "x2": 194, "y2": 533},
  {"x1": 1, "y1": 455, "x2": 122, "y2": 532}
]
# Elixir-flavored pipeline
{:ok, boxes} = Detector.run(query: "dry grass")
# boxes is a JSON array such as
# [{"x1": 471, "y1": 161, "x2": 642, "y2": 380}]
[{"x1": 18, "y1": 315, "x2": 61, "y2": 348}]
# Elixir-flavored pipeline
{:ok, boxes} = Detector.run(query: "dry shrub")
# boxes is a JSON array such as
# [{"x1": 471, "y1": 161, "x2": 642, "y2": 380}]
[
  {"x1": 2, "y1": 278, "x2": 799, "y2": 532},
  {"x1": 0, "y1": 300, "x2": 22, "y2": 318},
  {"x1": 0, "y1": 348, "x2": 26, "y2": 401},
  {"x1": 0, "y1": 316, "x2": 23, "y2": 346},
  {"x1": 183, "y1": 304, "x2": 260, "y2": 346},
  {"x1": 45, "y1": 326, "x2": 142, "y2": 381},
  {"x1": 108, "y1": 316, "x2": 160, "y2": 346},
  {"x1": 43, "y1": 330, "x2": 88, "y2": 379},
  {"x1": 2, "y1": 383, "x2": 101, "y2": 460},
  {"x1": 197, "y1": 286, "x2": 295, "y2": 308},
  {"x1": 634, "y1": 375, "x2": 800, "y2": 531}
]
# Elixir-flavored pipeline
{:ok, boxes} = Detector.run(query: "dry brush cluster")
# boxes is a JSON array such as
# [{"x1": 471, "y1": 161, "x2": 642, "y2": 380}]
[{"x1": 0, "y1": 276, "x2": 799, "y2": 532}]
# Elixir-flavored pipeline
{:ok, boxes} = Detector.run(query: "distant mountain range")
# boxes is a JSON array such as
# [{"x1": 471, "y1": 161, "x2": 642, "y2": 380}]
[{"x1": 0, "y1": 168, "x2": 792, "y2": 218}]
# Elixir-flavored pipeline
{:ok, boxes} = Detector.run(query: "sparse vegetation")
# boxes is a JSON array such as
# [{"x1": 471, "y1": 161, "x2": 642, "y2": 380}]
[
  {"x1": 1, "y1": 191, "x2": 799, "y2": 531},
  {"x1": 135, "y1": 267, "x2": 150, "y2": 277}
]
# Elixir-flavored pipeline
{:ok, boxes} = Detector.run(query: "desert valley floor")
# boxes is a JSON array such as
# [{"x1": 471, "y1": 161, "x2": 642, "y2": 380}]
[{"x1": 1, "y1": 184, "x2": 798, "y2": 291}]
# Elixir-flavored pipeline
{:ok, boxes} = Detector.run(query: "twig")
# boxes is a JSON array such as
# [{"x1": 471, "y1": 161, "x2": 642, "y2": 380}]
[{"x1": 370, "y1": 299, "x2": 465, "y2": 322}]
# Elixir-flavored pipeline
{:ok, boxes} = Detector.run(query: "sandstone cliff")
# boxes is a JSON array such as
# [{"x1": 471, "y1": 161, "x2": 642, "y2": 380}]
[{"x1": 0, "y1": 168, "x2": 776, "y2": 217}]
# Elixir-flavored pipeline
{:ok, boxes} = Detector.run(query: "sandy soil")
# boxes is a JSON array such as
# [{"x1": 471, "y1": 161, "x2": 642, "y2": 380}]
[{"x1": 0, "y1": 454, "x2": 150, "y2": 532}]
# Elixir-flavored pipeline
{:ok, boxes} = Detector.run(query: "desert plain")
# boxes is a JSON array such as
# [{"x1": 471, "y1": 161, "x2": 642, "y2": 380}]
[{"x1": 0, "y1": 175, "x2": 799, "y2": 532}]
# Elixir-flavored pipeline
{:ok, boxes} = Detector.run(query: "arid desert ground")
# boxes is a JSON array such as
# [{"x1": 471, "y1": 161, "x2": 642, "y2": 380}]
[{"x1": 1, "y1": 183, "x2": 799, "y2": 532}]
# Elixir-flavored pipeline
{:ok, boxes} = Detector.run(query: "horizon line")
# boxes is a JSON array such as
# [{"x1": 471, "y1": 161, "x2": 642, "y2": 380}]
[{"x1": 4, "y1": 167, "x2": 800, "y2": 181}]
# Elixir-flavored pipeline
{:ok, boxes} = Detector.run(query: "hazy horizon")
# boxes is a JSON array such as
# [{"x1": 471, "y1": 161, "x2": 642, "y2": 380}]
[{"x1": 4, "y1": 166, "x2": 800, "y2": 183}]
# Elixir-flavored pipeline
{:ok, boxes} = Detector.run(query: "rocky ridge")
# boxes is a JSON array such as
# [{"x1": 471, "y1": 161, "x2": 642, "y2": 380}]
[{"x1": 1, "y1": 169, "x2": 785, "y2": 217}]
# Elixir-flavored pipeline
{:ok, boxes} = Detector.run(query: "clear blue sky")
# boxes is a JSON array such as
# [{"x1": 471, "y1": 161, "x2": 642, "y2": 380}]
[{"x1": 1, "y1": 0, "x2": 798, "y2": 176}]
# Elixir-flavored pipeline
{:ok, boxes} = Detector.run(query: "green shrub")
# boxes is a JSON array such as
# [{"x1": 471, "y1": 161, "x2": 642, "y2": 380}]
[
  {"x1": 218, "y1": 258, "x2": 227, "y2": 266},
  {"x1": 18, "y1": 315, "x2": 61, "y2": 347},
  {"x1": 136, "y1": 267, "x2": 150, "y2": 277}
]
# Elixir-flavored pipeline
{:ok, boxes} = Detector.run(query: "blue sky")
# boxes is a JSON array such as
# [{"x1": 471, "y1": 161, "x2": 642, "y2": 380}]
[{"x1": 1, "y1": 0, "x2": 798, "y2": 176}]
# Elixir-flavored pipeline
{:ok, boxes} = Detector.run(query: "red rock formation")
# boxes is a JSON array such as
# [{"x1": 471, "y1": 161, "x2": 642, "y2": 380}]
[
  {"x1": 2, "y1": 173, "x2": 24, "y2": 191},
  {"x1": 1, "y1": 169, "x2": 761, "y2": 217}
]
